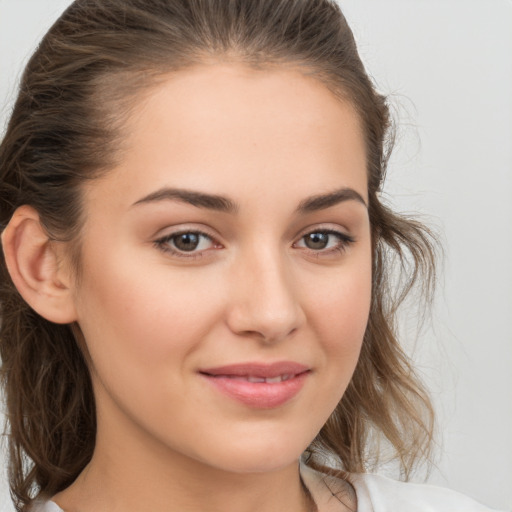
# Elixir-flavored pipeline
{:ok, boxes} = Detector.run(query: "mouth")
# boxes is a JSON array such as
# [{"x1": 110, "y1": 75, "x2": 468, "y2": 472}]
[
  {"x1": 205, "y1": 373, "x2": 299, "y2": 383},
  {"x1": 198, "y1": 362, "x2": 311, "y2": 409}
]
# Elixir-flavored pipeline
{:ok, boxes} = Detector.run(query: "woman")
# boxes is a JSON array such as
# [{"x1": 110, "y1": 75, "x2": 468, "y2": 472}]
[{"x1": 0, "y1": 1, "x2": 504, "y2": 511}]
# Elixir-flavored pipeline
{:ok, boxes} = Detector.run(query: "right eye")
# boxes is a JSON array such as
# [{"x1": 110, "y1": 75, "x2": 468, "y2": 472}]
[{"x1": 154, "y1": 230, "x2": 220, "y2": 258}]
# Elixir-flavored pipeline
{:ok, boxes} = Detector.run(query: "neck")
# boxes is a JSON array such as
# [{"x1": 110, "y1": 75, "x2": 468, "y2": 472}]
[
  {"x1": 54, "y1": 458, "x2": 311, "y2": 512},
  {"x1": 52, "y1": 413, "x2": 313, "y2": 512}
]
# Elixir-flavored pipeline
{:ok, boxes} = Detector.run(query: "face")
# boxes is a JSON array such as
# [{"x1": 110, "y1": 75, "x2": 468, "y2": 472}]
[{"x1": 70, "y1": 63, "x2": 372, "y2": 474}]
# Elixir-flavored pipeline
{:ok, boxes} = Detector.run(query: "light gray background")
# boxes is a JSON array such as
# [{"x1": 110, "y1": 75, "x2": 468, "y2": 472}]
[{"x1": 1, "y1": 0, "x2": 511, "y2": 510}]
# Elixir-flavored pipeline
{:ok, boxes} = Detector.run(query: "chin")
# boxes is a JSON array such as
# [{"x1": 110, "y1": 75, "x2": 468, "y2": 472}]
[{"x1": 192, "y1": 433, "x2": 311, "y2": 475}]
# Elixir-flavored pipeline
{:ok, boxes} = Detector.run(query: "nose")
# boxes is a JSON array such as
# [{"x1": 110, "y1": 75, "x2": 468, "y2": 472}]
[{"x1": 225, "y1": 248, "x2": 306, "y2": 344}]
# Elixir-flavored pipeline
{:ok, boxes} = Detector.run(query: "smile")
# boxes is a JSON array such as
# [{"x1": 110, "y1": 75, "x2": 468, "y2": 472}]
[
  {"x1": 199, "y1": 362, "x2": 311, "y2": 409},
  {"x1": 218, "y1": 374, "x2": 296, "y2": 383}
]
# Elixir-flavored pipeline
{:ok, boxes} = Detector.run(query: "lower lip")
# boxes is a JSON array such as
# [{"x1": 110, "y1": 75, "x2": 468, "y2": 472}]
[{"x1": 201, "y1": 372, "x2": 309, "y2": 409}]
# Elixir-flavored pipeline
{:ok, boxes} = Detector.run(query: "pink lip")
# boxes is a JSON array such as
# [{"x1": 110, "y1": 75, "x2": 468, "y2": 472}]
[{"x1": 199, "y1": 361, "x2": 310, "y2": 409}]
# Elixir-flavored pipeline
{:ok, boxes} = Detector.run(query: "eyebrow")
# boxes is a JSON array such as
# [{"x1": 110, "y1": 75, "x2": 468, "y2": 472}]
[
  {"x1": 132, "y1": 186, "x2": 367, "y2": 213},
  {"x1": 132, "y1": 188, "x2": 238, "y2": 213},
  {"x1": 296, "y1": 188, "x2": 367, "y2": 213}
]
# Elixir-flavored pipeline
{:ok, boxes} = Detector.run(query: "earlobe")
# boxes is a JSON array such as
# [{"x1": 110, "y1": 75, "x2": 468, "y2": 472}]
[{"x1": 1, "y1": 205, "x2": 78, "y2": 324}]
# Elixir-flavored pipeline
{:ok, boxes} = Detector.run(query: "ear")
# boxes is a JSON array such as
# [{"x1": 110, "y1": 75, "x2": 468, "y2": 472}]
[{"x1": 1, "y1": 205, "x2": 78, "y2": 324}]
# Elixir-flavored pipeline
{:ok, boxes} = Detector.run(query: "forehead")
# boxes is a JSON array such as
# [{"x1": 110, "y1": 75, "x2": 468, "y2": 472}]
[{"x1": 86, "y1": 63, "x2": 368, "y2": 210}]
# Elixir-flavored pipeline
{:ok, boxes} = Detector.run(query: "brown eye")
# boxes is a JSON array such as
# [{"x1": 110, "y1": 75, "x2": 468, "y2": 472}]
[
  {"x1": 304, "y1": 232, "x2": 330, "y2": 250},
  {"x1": 173, "y1": 232, "x2": 201, "y2": 252},
  {"x1": 155, "y1": 230, "x2": 217, "y2": 257},
  {"x1": 295, "y1": 229, "x2": 355, "y2": 255}
]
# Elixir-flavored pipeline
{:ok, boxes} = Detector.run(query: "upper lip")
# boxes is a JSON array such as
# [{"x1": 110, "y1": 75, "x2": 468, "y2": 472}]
[{"x1": 199, "y1": 361, "x2": 310, "y2": 378}]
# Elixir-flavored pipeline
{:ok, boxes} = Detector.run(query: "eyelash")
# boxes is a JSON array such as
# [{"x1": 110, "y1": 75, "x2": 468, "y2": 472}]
[
  {"x1": 294, "y1": 229, "x2": 355, "y2": 258},
  {"x1": 154, "y1": 229, "x2": 217, "y2": 260},
  {"x1": 153, "y1": 228, "x2": 355, "y2": 260}
]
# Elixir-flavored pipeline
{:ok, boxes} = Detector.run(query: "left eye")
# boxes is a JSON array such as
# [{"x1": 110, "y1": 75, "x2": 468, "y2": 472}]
[
  {"x1": 156, "y1": 231, "x2": 215, "y2": 253},
  {"x1": 295, "y1": 230, "x2": 352, "y2": 251}
]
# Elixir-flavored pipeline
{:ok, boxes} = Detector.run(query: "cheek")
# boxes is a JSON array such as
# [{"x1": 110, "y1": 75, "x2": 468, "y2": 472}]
[
  {"x1": 73, "y1": 249, "x2": 224, "y2": 376},
  {"x1": 306, "y1": 254, "x2": 372, "y2": 378},
  {"x1": 315, "y1": 262, "x2": 372, "y2": 339}
]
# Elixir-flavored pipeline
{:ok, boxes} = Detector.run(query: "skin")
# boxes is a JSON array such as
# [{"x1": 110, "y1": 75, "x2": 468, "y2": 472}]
[{"x1": 50, "y1": 63, "x2": 372, "y2": 512}]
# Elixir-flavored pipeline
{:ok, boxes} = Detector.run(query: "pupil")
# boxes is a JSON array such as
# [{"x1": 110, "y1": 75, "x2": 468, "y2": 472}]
[
  {"x1": 174, "y1": 233, "x2": 199, "y2": 251},
  {"x1": 306, "y1": 233, "x2": 328, "y2": 250}
]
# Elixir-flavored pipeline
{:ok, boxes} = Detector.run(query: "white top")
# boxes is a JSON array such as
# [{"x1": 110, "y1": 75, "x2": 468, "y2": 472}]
[
  {"x1": 32, "y1": 468, "x2": 505, "y2": 512},
  {"x1": 302, "y1": 466, "x2": 504, "y2": 512},
  {"x1": 351, "y1": 473, "x2": 503, "y2": 512}
]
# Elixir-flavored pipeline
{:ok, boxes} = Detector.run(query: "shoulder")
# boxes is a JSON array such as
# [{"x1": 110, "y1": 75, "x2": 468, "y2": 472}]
[
  {"x1": 28, "y1": 500, "x2": 64, "y2": 512},
  {"x1": 300, "y1": 463, "x2": 504, "y2": 512},
  {"x1": 349, "y1": 472, "x2": 504, "y2": 512}
]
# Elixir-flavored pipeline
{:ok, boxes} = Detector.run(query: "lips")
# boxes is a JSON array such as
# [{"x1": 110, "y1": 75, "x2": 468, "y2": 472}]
[
  {"x1": 199, "y1": 362, "x2": 310, "y2": 408},
  {"x1": 222, "y1": 374, "x2": 295, "y2": 383}
]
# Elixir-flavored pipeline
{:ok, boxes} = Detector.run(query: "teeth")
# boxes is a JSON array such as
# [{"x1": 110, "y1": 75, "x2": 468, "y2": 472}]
[
  {"x1": 220, "y1": 374, "x2": 297, "y2": 382},
  {"x1": 246, "y1": 374, "x2": 294, "y2": 383},
  {"x1": 247, "y1": 376, "x2": 266, "y2": 383}
]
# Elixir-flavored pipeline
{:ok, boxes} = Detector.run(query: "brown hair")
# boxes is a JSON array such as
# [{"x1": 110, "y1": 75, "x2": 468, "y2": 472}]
[{"x1": 0, "y1": 0, "x2": 437, "y2": 509}]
